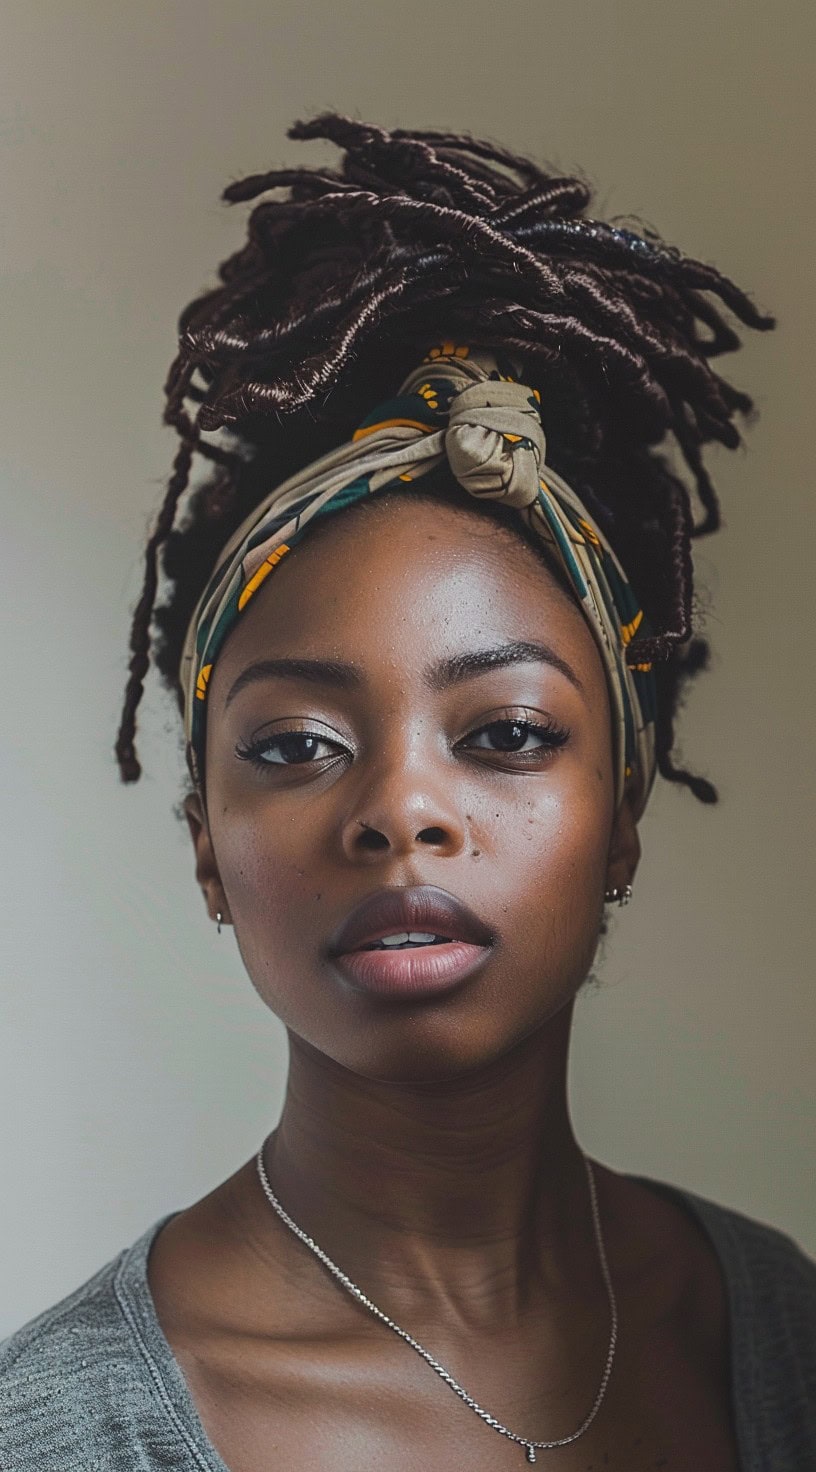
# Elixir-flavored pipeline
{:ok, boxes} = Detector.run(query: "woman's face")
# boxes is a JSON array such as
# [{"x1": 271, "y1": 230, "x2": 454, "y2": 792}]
[{"x1": 189, "y1": 495, "x2": 639, "y2": 1082}]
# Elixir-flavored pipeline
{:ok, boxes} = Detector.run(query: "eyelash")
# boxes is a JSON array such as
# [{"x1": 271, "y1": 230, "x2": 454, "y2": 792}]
[{"x1": 234, "y1": 716, "x2": 569, "y2": 770}]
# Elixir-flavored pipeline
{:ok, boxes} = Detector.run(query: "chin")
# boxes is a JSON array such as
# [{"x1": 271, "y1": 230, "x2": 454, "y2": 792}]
[{"x1": 317, "y1": 1006, "x2": 566, "y2": 1086}]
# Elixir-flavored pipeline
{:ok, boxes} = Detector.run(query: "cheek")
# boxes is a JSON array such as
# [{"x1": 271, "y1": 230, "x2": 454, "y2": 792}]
[
  {"x1": 469, "y1": 773, "x2": 612, "y2": 989},
  {"x1": 216, "y1": 826, "x2": 338, "y2": 1040},
  {"x1": 211, "y1": 797, "x2": 325, "y2": 959}
]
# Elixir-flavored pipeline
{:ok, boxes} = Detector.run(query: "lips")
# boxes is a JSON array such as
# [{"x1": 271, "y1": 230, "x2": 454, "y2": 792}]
[{"x1": 328, "y1": 885, "x2": 494, "y2": 958}]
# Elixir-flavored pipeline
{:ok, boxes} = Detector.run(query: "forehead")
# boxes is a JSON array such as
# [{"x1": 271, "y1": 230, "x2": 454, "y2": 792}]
[{"x1": 209, "y1": 495, "x2": 608, "y2": 703}]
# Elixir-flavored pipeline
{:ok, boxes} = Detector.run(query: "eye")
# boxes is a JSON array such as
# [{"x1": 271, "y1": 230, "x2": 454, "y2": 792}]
[
  {"x1": 235, "y1": 730, "x2": 348, "y2": 768},
  {"x1": 461, "y1": 716, "x2": 569, "y2": 758}
]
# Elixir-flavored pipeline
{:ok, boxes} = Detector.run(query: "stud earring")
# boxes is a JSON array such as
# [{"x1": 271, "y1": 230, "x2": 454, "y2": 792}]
[
  {"x1": 216, "y1": 911, "x2": 223, "y2": 935},
  {"x1": 604, "y1": 884, "x2": 633, "y2": 906}
]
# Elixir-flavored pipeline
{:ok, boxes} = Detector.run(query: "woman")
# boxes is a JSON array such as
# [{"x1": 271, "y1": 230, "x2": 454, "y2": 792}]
[{"x1": 2, "y1": 115, "x2": 814, "y2": 1471}]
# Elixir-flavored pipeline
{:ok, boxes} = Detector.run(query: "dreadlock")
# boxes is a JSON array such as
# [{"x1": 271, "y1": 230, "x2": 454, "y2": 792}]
[{"x1": 116, "y1": 113, "x2": 773, "y2": 801}]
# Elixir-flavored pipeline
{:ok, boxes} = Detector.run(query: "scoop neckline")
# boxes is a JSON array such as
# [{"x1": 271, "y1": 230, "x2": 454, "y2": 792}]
[{"x1": 112, "y1": 1176, "x2": 754, "y2": 1472}]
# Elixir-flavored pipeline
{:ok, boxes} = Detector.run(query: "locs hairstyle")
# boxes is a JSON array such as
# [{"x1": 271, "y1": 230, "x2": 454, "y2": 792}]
[{"x1": 115, "y1": 114, "x2": 773, "y2": 800}]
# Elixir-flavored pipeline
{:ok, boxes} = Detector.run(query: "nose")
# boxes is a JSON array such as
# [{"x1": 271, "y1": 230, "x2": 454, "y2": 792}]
[{"x1": 339, "y1": 744, "x2": 468, "y2": 863}]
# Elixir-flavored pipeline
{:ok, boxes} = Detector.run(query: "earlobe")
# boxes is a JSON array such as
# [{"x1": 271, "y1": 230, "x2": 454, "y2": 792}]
[
  {"x1": 183, "y1": 791, "x2": 231, "y2": 927},
  {"x1": 605, "y1": 784, "x2": 641, "y2": 898}
]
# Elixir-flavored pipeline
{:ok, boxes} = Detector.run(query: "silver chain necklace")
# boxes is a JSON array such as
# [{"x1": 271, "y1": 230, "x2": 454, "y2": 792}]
[{"x1": 255, "y1": 1141, "x2": 617, "y2": 1463}]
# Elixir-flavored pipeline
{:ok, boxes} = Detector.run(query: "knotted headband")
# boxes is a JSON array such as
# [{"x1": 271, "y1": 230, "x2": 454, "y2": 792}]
[{"x1": 180, "y1": 345, "x2": 657, "y2": 814}]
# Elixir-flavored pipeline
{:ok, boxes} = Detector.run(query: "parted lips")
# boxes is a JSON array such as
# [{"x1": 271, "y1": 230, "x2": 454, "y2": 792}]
[{"x1": 328, "y1": 885, "x2": 494, "y2": 958}]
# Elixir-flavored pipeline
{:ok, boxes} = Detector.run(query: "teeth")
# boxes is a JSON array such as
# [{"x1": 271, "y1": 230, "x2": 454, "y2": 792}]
[
  {"x1": 365, "y1": 931, "x2": 451, "y2": 951},
  {"x1": 378, "y1": 931, "x2": 441, "y2": 946}
]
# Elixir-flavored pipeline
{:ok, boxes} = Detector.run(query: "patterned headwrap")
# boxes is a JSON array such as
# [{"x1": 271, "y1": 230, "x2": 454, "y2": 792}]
[{"x1": 180, "y1": 345, "x2": 657, "y2": 815}]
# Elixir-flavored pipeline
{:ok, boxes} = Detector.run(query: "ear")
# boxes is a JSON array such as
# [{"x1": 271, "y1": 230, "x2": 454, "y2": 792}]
[
  {"x1": 604, "y1": 781, "x2": 641, "y2": 896},
  {"x1": 183, "y1": 791, "x2": 231, "y2": 928}
]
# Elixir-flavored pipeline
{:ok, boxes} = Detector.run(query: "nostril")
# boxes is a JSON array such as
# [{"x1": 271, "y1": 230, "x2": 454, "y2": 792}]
[
  {"x1": 417, "y1": 826, "x2": 447, "y2": 845},
  {"x1": 357, "y1": 822, "x2": 389, "y2": 851}
]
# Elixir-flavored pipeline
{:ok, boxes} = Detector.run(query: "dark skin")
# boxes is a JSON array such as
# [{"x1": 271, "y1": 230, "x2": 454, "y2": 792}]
[{"x1": 148, "y1": 496, "x2": 740, "y2": 1471}]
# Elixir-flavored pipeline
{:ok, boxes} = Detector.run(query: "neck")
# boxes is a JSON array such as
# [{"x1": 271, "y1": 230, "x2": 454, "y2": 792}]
[{"x1": 261, "y1": 1006, "x2": 593, "y2": 1320}]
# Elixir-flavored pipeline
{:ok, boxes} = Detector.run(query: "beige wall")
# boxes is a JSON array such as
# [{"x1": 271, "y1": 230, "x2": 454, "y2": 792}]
[{"x1": 1, "y1": 0, "x2": 814, "y2": 1334}]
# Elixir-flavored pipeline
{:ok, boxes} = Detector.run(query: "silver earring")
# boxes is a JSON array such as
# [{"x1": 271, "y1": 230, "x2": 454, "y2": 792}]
[
  {"x1": 216, "y1": 911, "x2": 223, "y2": 935},
  {"x1": 604, "y1": 884, "x2": 633, "y2": 906}
]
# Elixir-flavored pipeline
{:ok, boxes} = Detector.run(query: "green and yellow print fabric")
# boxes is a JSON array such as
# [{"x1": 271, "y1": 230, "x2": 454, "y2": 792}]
[{"x1": 180, "y1": 345, "x2": 657, "y2": 813}]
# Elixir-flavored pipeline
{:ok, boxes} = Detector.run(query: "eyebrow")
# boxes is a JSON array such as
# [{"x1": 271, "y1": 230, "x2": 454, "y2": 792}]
[
  {"x1": 224, "y1": 639, "x2": 583, "y2": 709},
  {"x1": 425, "y1": 640, "x2": 584, "y2": 694}
]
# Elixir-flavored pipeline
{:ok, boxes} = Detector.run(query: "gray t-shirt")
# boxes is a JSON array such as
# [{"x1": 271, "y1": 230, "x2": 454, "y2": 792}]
[{"x1": 1, "y1": 1182, "x2": 815, "y2": 1470}]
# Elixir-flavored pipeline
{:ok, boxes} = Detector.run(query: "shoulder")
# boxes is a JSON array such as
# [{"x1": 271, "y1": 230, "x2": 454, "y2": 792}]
[
  {"x1": 635, "y1": 1176, "x2": 816, "y2": 1465},
  {"x1": 663, "y1": 1183, "x2": 816, "y2": 1325},
  {"x1": 0, "y1": 1216, "x2": 179, "y2": 1471}
]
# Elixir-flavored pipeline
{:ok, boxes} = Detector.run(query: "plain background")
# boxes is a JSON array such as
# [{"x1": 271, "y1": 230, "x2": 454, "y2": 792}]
[{"x1": 1, "y1": 0, "x2": 814, "y2": 1338}]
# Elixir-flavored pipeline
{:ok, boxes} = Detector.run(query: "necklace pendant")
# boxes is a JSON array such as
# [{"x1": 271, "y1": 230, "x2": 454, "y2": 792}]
[{"x1": 525, "y1": 1448, "x2": 537, "y2": 1464}]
